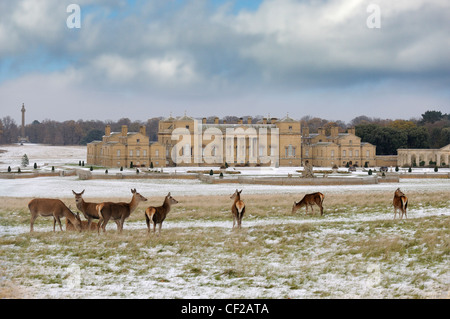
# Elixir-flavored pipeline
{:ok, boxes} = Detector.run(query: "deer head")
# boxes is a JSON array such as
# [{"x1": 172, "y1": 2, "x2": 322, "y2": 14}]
[
  {"x1": 72, "y1": 189, "x2": 85, "y2": 205},
  {"x1": 230, "y1": 189, "x2": 243, "y2": 200},
  {"x1": 166, "y1": 192, "x2": 179, "y2": 205},
  {"x1": 131, "y1": 189, "x2": 148, "y2": 202}
]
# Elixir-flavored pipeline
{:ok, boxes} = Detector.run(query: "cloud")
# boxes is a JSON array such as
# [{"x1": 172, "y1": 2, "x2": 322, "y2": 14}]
[{"x1": 0, "y1": 0, "x2": 449, "y2": 123}]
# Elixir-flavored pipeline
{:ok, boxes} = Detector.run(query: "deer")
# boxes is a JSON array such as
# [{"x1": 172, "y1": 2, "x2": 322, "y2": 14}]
[
  {"x1": 230, "y1": 189, "x2": 245, "y2": 229},
  {"x1": 292, "y1": 192, "x2": 325, "y2": 216},
  {"x1": 393, "y1": 188, "x2": 408, "y2": 219},
  {"x1": 97, "y1": 189, "x2": 147, "y2": 233},
  {"x1": 66, "y1": 217, "x2": 98, "y2": 231},
  {"x1": 72, "y1": 190, "x2": 120, "y2": 230},
  {"x1": 144, "y1": 192, "x2": 179, "y2": 235},
  {"x1": 28, "y1": 198, "x2": 82, "y2": 232}
]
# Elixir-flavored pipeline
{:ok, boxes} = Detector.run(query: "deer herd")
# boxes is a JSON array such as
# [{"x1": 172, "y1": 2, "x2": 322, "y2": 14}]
[{"x1": 27, "y1": 187, "x2": 409, "y2": 233}]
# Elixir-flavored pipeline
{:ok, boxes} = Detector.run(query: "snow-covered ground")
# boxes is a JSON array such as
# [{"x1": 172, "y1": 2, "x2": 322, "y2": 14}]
[{"x1": 1, "y1": 144, "x2": 449, "y2": 299}]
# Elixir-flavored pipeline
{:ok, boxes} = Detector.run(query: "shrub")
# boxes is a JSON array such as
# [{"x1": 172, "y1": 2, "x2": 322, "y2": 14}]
[{"x1": 209, "y1": 169, "x2": 214, "y2": 176}]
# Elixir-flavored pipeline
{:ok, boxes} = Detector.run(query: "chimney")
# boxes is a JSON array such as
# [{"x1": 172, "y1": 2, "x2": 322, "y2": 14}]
[
  {"x1": 263, "y1": 118, "x2": 267, "y2": 124},
  {"x1": 202, "y1": 117, "x2": 207, "y2": 124},
  {"x1": 348, "y1": 127, "x2": 356, "y2": 135},
  {"x1": 214, "y1": 117, "x2": 219, "y2": 124},
  {"x1": 318, "y1": 127, "x2": 325, "y2": 136},
  {"x1": 247, "y1": 117, "x2": 252, "y2": 124},
  {"x1": 139, "y1": 125, "x2": 146, "y2": 136},
  {"x1": 121, "y1": 125, "x2": 128, "y2": 136},
  {"x1": 105, "y1": 125, "x2": 111, "y2": 136},
  {"x1": 223, "y1": 120, "x2": 227, "y2": 124},
  {"x1": 238, "y1": 118, "x2": 243, "y2": 124},
  {"x1": 331, "y1": 126, "x2": 338, "y2": 138},
  {"x1": 302, "y1": 127, "x2": 309, "y2": 137}
]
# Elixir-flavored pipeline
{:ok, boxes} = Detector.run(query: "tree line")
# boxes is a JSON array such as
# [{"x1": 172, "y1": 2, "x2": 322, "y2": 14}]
[{"x1": 0, "y1": 110, "x2": 449, "y2": 155}]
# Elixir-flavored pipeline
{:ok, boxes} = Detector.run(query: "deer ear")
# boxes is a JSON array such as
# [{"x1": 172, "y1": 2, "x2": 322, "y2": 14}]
[
  {"x1": 131, "y1": 189, "x2": 136, "y2": 193},
  {"x1": 81, "y1": 190, "x2": 85, "y2": 195},
  {"x1": 72, "y1": 190, "x2": 76, "y2": 195}
]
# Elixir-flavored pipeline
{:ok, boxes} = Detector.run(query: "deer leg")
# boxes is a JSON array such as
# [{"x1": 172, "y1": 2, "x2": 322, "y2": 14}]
[
  {"x1": 56, "y1": 216, "x2": 63, "y2": 231},
  {"x1": 145, "y1": 214, "x2": 150, "y2": 234},
  {"x1": 119, "y1": 216, "x2": 126, "y2": 233},
  {"x1": 30, "y1": 214, "x2": 38, "y2": 232},
  {"x1": 158, "y1": 223, "x2": 162, "y2": 235},
  {"x1": 101, "y1": 215, "x2": 111, "y2": 233},
  {"x1": 310, "y1": 204, "x2": 314, "y2": 215}
]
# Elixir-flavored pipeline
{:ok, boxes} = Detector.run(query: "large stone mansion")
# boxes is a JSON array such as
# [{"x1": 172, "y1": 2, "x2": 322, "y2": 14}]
[{"x1": 87, "y1": 115, "x2": 377, "y2": 168}]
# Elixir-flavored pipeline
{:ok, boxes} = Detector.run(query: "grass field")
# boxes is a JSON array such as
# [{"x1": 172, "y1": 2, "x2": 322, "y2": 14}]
[{"x1": 1, "y1": 190, "x2": 449, "y2": 299}]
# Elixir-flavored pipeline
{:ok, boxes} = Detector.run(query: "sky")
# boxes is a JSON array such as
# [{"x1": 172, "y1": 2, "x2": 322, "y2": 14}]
[{"x1": 0, "y1": 0, "x2": 449, "y2": 125}]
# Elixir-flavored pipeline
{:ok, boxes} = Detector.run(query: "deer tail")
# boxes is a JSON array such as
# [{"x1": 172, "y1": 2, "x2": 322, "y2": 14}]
[
  {"x1": 145, "y1": 207, "x2": 156, "y2": 221},
  {"x1": 320, "y1": 193, "x2": 325, "y2": 204},
  {"x1": 402, "y1": 196, "x2": 408, "y2": 210}
]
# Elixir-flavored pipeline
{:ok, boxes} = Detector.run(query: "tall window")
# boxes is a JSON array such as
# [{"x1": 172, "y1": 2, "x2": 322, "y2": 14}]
[
  {"x1": 129, "y1": 150, "x2": 133, "y2": 157},
  {"x1": 288, "y1": 145, "x2": 293, "y2": 157},
  {"x1": 343, "y1": 150, "x2": 346, "y2": 157},
  {"x1": 117, "y1": 150, "x2": 120, "y2": 157},
  {"x1": 366, "y1": 150, "x2": 370, "y2": 157}
]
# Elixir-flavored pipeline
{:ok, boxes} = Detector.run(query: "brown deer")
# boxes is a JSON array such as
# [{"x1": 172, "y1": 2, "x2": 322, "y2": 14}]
[
  {"x1": 145, "y1": 192, "x2": 179, "y2": 235},
  {"x1": 66, "y1": 217, "x2": 98, "y2": 231},
  {"x1": 72, "y1": 190, "x2": 119, "y2": 230},
  {"x1": 230, "y1": 189, "x2": 245, "y2": 229},
  {"x1": 393, "y1": 188, "x2": 408, "y2": 219},
  {"x1": 292, "y1": 192, "x2": 325, "y2": 216},
  {"x1": 28, "y1": 198, "x2": 82, "y2": 232},
  {"x1": 97, "y1": 189, "x2": 147, "y2": 233}
]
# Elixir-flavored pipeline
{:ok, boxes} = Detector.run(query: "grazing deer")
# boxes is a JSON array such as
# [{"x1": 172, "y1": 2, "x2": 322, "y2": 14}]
[
  {"x1": 72, "y1": 190, "x2": 119, "y2": 230},
  {"x1": 145, "y1": 192, "x2": 179, "y2": 235},
  {"x1": 66, "y1": 217, "x2": 98, "y2": 231},
  {"x1": 292, "y1": 192, "x2": 325, "y2": 216},
  {"x1": 28, "y1": 198, "x2": 82, "y2": 232},
  {"x1": 97, "y1": 189, "x2": 147, "y2": 233},
  {"x1": 393, "y1": 188, "x2": 408, "y2": 219},
  {"x1": 230, "y1": 189, "x2": 245, "y2": 229}
]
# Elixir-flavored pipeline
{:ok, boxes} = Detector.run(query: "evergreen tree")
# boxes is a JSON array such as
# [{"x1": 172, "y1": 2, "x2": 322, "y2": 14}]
[{"x1": 21, "y1": 154, "x2": 29, "y2": 167}]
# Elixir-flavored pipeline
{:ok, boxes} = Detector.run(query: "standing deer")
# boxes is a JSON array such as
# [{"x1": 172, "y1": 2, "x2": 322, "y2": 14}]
[
  {"x1": 97, "y1": 189, "x2": 147, "y2": 233},
  {"x1": 393, "y1": 188, "x2": 408, "y2": 219},
  {"x1": 28, "y1": 198, "x2": 82, "y2": 232},
  {"x1": 231, "y1": 189, "x2": 245, "y2": 229},
  {"x1": 292, "y1": 192, "x2": 325, "y2": 216},
  {"x1": 72, "y1": 190, "x2": 119, "y2": 230},
  {"x1": 145, "y1": 192, "x2": 178, "y2": 235}
]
